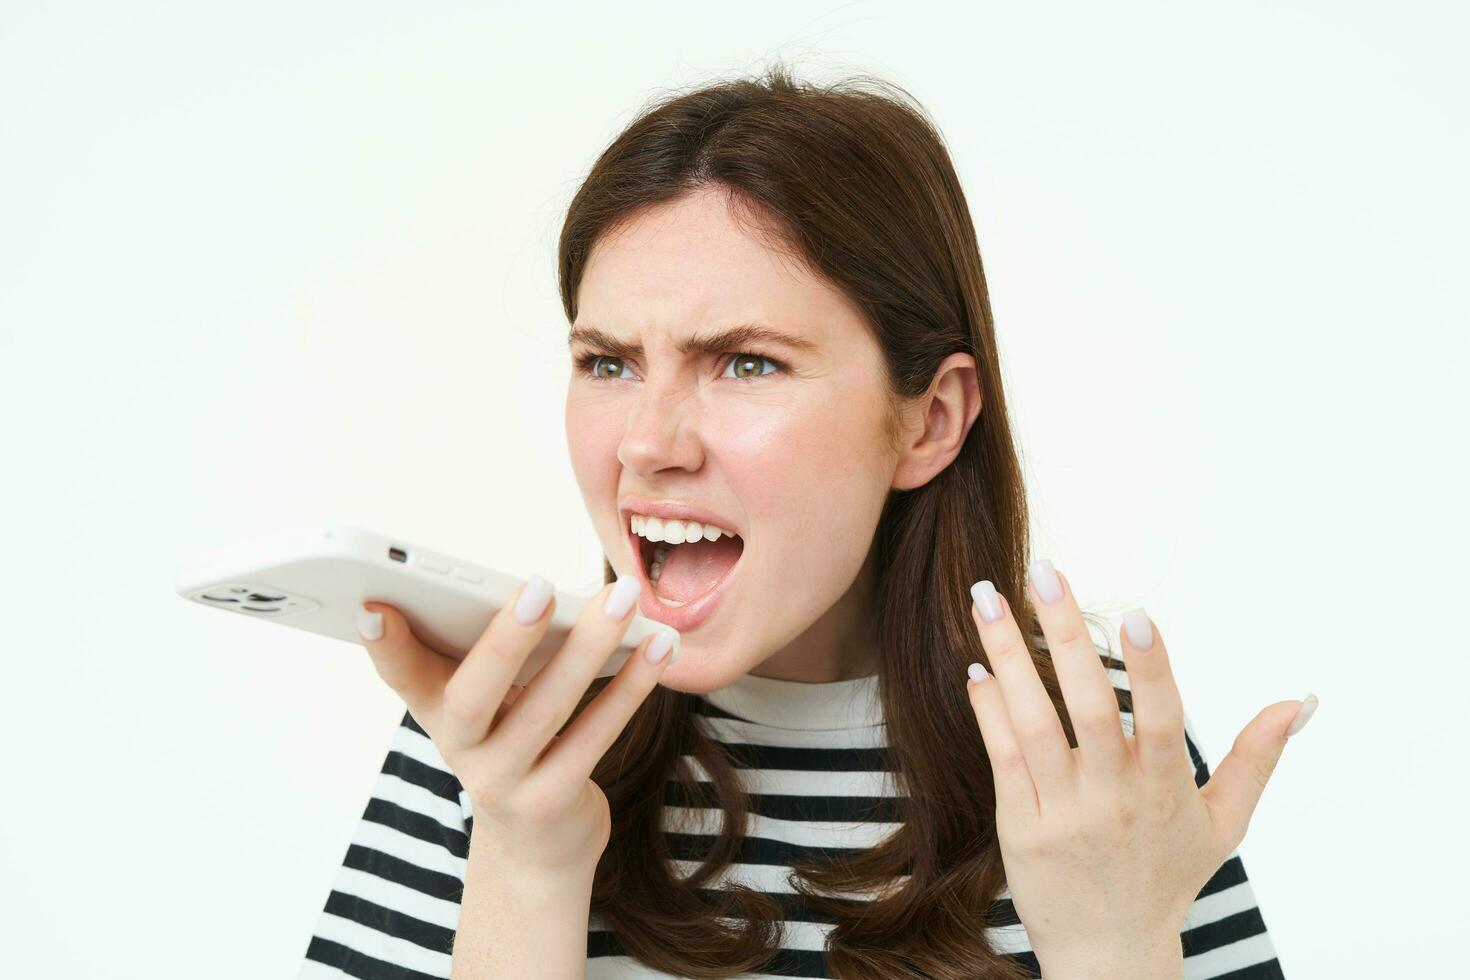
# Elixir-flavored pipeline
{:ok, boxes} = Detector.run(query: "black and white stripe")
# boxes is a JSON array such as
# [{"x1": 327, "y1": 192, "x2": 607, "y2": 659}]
[{"x1": 300, "y1": 663, "x2": 1285, "y2": 979}]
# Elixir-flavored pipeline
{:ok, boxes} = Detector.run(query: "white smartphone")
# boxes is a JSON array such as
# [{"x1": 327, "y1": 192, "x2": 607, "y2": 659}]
[{"x1": 173, "y1": 521, "x2": 678, "y2": 686}]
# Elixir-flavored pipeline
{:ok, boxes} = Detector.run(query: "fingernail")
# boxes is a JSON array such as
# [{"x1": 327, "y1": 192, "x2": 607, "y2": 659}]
[
  {"x1": 967, "y1": 661, "x2": 990, "y2": 682},
  {"x1": 1285, "y1": 693, "x2": 1319, "y2": 737},
  {"x1": 645, "y1": 631, "x2": 675, "y2": 664},
  {"x1": 605, "y1": 573, "x2": 641, "y2": 618},
  {"x1": 357, "y1": 604, "x2": 383, "y2": 641},
  {"x1": 513, "y1": 574, "x2": 555, "y2": 625},
  {"x1": 1123, "y1": 607, "x2": 1154, "y2": 651},
  {"x1": 1028, "y1": 559, "x2": 1062, "y2": 604},
  {"x1": 970, "y1": 580, "x2": 1003, "y2": 622}
]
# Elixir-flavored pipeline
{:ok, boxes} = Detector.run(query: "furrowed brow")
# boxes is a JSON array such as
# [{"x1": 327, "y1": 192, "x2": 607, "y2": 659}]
[{"x1": 567, "y1": 323, "x2": 818, "y2": 357}]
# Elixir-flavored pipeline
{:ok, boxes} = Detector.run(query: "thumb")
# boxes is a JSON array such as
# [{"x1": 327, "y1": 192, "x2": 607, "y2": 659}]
[{"x1": 1201, "y1": 695, "x2": 1319, "y2": 850}]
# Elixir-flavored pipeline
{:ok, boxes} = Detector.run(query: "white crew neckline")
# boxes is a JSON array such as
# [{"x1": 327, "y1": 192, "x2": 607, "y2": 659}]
[{"x1": 698, "y1": 670, "x2": 883, "y2": 731}]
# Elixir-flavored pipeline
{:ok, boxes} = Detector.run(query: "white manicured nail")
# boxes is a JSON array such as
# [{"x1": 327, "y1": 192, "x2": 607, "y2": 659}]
[
  {"x1": 1123, "y1": 607, "x2": 1153, "y2": 651},
  {"x1": 513, "y1": 575, "x2": 555, "y2": 625},
  {"x1": 1029, "y1": 559, "x2": 1062, "y2": 604},
  {"x1": 357, "y1": 605, "x2": 383, "y2": 641},
  {"x1": 970, "y1": 580, "x2": 1002, "y2": 623},
  {"x1": 967, "y1": 661, "x2": 990, "y2": 682},
  {"x1": 645, "y1": 631, "x2": 675, "y2": 664},
  {"x1": 605, "y1": 574, "x2": 641, "y2": 618},
  {"x1": 1285, "y1": 694, "x2": 1319, "y2": 737}
]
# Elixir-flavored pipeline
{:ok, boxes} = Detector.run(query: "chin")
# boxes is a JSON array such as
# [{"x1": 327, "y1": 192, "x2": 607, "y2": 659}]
[{"x1": 648, "y1": 632, "x2": 766, "y2": 695}]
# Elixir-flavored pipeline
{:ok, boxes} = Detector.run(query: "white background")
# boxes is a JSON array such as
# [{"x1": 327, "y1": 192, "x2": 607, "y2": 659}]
[{"x1": 3, "y1": 1, "x2": 1464, "y2": 976}]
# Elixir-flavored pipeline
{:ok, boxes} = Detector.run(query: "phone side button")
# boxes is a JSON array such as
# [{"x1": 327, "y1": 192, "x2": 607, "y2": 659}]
[
  {"x1": 451, "y1": 565, "x2": 483, "y2": 583},
  {"x1": 417, "y1": 554, "x2": 451, "y2": 573}
]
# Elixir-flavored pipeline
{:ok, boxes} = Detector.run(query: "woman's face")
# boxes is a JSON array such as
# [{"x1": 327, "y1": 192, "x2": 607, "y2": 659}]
[{"x1": 564, "y1": 185, "x2": 903, "y2": 690}]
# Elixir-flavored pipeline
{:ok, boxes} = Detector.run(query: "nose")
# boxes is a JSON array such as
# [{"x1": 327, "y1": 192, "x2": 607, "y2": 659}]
[{"x1": 617, "y1": 384, "x2": 704, "y2": 474}]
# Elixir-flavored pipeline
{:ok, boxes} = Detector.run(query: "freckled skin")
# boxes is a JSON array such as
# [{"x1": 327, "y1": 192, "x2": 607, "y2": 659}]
[{"x1": 564, "y1": 185, "x2": 979, "y2": 691}]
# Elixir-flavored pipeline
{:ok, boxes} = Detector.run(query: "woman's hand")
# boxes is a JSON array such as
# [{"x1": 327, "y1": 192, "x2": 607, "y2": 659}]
[
  {"x1": 964, "y1": 560, "x2": 1316, "y2": 978},
  {"x1": 355, "y1": 574, "x2": 677, "y2": 876}
]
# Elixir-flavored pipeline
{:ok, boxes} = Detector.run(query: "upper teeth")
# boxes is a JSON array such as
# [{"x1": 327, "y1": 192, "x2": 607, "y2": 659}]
[{"x1": 630, "y1": 514, "x2": 738, "y2": 545}]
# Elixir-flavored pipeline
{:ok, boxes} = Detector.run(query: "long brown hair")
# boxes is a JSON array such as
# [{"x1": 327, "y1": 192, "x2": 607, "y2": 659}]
[{"x1": 556, "y1": 61, "x2": 1125, "y2": 980}]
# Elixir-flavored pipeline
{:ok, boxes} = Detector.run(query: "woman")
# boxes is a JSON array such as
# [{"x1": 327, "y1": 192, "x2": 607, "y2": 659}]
[{"x1": 301, "y1": 65, "x2": 1311, "y2": 979}]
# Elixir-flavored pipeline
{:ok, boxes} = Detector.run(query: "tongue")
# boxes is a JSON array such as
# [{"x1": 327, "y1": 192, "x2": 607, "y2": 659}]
[{"x1": 654, "y1": 536, "x2": 742, "y2": 602}]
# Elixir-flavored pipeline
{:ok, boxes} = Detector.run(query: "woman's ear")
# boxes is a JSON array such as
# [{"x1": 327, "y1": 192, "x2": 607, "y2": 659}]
[{"x1": 891, "y1": 352, "x2": 982, "y2": 491}]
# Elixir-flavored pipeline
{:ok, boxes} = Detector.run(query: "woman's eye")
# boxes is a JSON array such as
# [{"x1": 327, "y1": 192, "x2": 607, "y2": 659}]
[
  {"x1": 578, "y1": 351, "x2": 785, "y2": 382},
  {"x1": 722, "y1": 352, "x2": 783, "y2": 380},
  {"x1": 585, "y1": 354, "x2": 632, "y2": 380}
]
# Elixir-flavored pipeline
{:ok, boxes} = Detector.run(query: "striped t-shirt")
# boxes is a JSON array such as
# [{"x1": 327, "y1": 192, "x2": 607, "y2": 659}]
[{"x1": 300, "y1": 658, "x2": 1285, "y2": 978}]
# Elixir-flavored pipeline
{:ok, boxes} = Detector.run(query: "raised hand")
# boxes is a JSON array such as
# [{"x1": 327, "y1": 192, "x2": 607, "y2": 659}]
[{"x1": 964, "y1": 559, "x2": 1316, "y2": 977}]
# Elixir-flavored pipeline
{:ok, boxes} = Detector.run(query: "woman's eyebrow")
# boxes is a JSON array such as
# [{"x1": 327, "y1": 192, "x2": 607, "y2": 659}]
[{"x1": 567, "y1": 323, "x2": 819, "y2": 357}]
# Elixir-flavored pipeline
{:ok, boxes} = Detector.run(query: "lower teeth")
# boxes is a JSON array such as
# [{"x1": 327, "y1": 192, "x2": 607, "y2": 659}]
[
  {"x1": 649, "y1": 543, "x2": 673, "y2": 584},
  {"x1": 649, "y1": 543, "x2": 687, "y2": 605},
  {"x1": 650, "y1": 563, "x2": 687, "y2": 605},
  {"x1": 649, "y1": 543, "x2": 688, "y2": 606}
]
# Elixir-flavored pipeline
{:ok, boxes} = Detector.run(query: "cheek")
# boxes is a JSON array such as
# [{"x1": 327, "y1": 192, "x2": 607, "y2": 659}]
[
  {"x1": 717, "y1": 397, "x2": 885, "y2": 502},
  {"x1": 714, "y1": 400, "x2": 886, "y2": 575},
  {"x1": 565, "y1": 405, "x2": 626, "y2": 553},
  {"x1": 565, "y1": 404, "x2": 623, "y2": 485}
]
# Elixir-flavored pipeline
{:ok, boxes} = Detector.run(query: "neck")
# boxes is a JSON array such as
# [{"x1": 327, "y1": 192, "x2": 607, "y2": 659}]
[{"x1": 749, "y1": 543, "x2": 881, "y2": 682}]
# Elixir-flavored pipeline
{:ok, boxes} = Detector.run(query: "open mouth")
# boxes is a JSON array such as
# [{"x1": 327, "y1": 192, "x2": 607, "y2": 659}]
[
  {"x1": 634, "y1": 528, "x2": 744, "y2": 604},
  {"x1": 627, "y1": 519, "x2": 745, "y2": 630}
]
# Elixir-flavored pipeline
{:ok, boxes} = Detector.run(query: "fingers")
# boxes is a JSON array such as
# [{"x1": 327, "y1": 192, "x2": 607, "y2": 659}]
[
  {"x1": 491, "y1": 573, "x2": 648, "y2": 774},
  {"x1": 357, "y1": 601, "x2": 458, "y2": 724},
  {"x1": 966, "y1": 662, "x2": 1040, "y2": 820},
  {"x1": 1200, "y1": 699, "x2": 1308, "y2": 851},
  {"x1": 1026, "y1": 562, "x2": 1130, "y2": 779},
  {"x1": 533, "y1": 629, "x2": 676, "y2": 788},
  {"x1": 1117, "y1": 607, "x2": 1192, "y2": 781},
  {"x1": 969, "y1": 582, "x2": 1076, "y2": 802},
  {"x1": 438, "y1": 575, "x2": 559, "y2": 754},
  {"x1": 487, "y1": 684, "x2": 529, "y2": 742}
]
